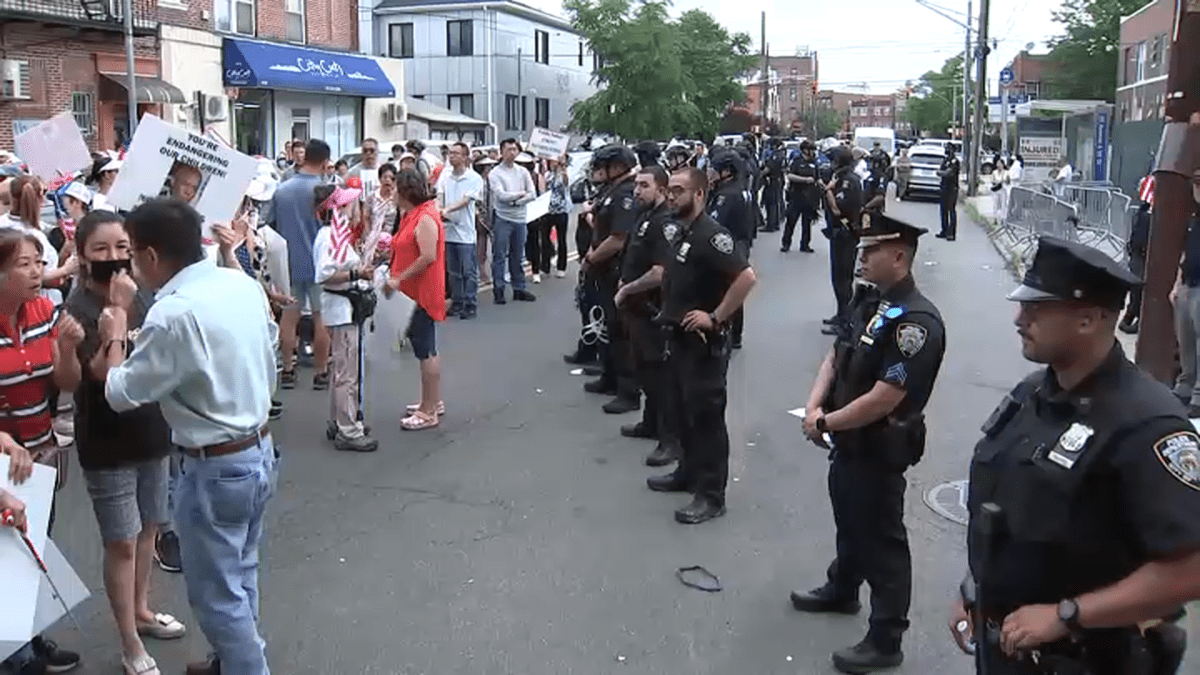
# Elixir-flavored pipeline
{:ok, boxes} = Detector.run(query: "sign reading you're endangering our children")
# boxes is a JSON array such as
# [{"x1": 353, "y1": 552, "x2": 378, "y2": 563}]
[{"x1": 108, "y1": 114, "x2": 258, "y2": 226}]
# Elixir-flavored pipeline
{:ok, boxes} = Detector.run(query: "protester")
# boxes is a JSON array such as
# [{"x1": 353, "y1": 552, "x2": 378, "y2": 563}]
[
  {"x1": 367, "y1": 163, "x2": 398, "y2": 245},
  {"x1": 101, "y1": 198, "x2": 278, "y2": 675},
  {"x1": 387, "y1": 168, "x2": 446, "y2": 431},
  {"x1": 437, "y1": 142, "x2": 484, "y2": 319},
  {"x1": 88, "y1": 153, "x2": 122, "y2": 212},
  {"x1": 473, "y1": 157, "x2": 497, "y2": 285},
  {"x1": 348, "y1": 138, "x2": 382, "y2": 196},
  {"x1": 1, "y1": 175, "x2": 77, "y2": 306},
  {"x1": 313, "y1": 182, "x2": 378, "y2": 452},
  {"x1": 59, "y1": 211, "x2": 184, "y2": 675},
  {"x1": 537, "y1": 155, "x2": 570, "y2": 279},
  {"x1": 488, "y1": 139, "x2": 537, "y2": 304}
]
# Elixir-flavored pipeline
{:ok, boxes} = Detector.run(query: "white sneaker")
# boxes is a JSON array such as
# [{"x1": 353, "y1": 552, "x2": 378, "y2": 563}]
[
  {"x1": 532, "y1": 273, "x2": 542, "y2": 284},
  {"x1": 554, "y1": 270, "x2": 566, "y2": 278}
]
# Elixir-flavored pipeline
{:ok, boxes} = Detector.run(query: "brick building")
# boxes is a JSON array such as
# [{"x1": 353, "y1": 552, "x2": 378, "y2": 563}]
[
  {"x1": 0, "y1": 0, "x2": 174, "y2": 153},
  {"x1": 1003, "y1": 50, "x2": 1053, "y2": 101},
  {"x1": 848, "y1": 96, "x2": 897, "y2": 131},
  {"x1": 1116, "y1": 0, "x2": 1172, "y2": 122},
  {"x1": 771, "y1": 52, "x2": 817, "y2": 130},
  {"x1": 816, "y1": 90, "x2": 854, "y2": 134}
]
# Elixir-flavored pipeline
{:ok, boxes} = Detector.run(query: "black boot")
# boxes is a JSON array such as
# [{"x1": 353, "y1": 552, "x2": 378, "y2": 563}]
[
  {"x1": 831, "y1": 639, "x2": 903, "y2": 674},
  {"x1": 674, "y1": 495, "x2": 726, "y2": 524},
  {"x1": 621, "y1": 422, "x2": 656, "y2": 439},
  {"x1": 789, "y1": 585, "x2": 862, "y2": 614},
  {"x1": 584, "y1": 378, "x2": 617, "y2": 395},
  {"x1": 645, "y1": 442, "x2": 680, "y2": 466},
  {"x1": 647, "y1": 472, "x2": 689, "y2": 492},
  {"x1": 602, "y1": 394, "x2": 640, "y2": 414}
]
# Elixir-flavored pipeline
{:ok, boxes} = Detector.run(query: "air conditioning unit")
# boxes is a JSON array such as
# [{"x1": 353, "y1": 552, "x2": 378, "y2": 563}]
[
  {"x1": 204, "y1": 93, "x2": 229, "y2": 121},
  {"x1": 386, "y1": 101, "x2": 407, "y2": 126},
  {"x1": 0, "y1": 60, "x2": 31, "y2": 101}
]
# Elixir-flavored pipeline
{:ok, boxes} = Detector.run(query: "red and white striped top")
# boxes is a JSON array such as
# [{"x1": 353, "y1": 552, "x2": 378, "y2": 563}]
[{"x1": 1139, "y1": 175, "x2": 1155, "y2": 207}]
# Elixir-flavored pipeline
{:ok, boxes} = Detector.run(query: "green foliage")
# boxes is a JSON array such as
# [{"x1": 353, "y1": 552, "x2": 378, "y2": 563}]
[
  {"x1": 904, "y1": 55, "x2": 963, "y2": 137},
  {"x1": 814, "y1": 107, "x2": 844, "y2": 137},
  {"x1": 564, "y1": 0, "x2": 755, "y2": 140},
  {"x1": 1045, "y1": 0, "x2": 1153, "y2": 100}
]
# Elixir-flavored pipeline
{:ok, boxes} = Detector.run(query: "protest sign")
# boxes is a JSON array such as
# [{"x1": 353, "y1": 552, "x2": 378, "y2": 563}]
[
  {"x1": 525, "y1": 192, "x2": 551, "y2": 224},
  {"x1": 527, "y1": 127, "x2": 570, "y2": 160},
  {"x1": 14, "y1": 112, "x2": 91, "y2": 185},
  {"x1": 108, "y1": 114, "x2": 258, "y2": 226}
]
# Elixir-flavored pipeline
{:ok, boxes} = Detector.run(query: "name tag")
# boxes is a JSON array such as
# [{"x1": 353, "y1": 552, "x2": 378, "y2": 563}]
[{"x1": 676, "y1": 242, "x2": 691, "y2": 263}]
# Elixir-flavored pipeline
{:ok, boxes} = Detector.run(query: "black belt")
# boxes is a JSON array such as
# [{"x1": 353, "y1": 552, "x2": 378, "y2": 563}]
[{"x1": 182, "y1": 426, "x2": 269, "y2": 458}]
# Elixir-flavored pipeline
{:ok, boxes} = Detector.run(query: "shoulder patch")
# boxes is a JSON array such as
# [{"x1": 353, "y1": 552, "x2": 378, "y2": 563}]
[
  {"x1": 711, "y1": 232, "x2": 734, "y2": 254},
  {"x1": 895, "y1": 322, "x2": 928, "y2": 358},
  {"x1": 1154, "y1": 431, "x2": 1200, "y2": 490}
]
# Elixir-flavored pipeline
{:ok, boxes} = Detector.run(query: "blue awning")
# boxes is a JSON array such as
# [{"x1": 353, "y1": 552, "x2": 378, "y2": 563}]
[{"x1": 223, "y1": 38, "x2": 395, "y2": 98}]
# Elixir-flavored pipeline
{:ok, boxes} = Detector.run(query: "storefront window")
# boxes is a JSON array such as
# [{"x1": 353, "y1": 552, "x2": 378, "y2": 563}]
[
  {"x1": 322, "y1": 96, "x2": 362, "y2": 160},
  {"x1": 234, "y1": 89, "x2": 273, "y2": 158}
]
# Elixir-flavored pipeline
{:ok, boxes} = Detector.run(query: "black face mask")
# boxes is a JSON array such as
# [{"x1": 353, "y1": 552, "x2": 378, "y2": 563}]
[{"x1": 88, "y1": 258, "x2": 132, "y2": 283}]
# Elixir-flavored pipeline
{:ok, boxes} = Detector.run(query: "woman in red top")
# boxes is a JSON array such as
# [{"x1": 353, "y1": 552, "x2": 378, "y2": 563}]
[{"x1": 385, "y1": 168, "x2": 445, "y2": 431}]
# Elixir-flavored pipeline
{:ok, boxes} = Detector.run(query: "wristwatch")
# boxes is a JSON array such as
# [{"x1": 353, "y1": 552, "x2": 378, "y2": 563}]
[
  {"x1": 815, "y1": 415, "x2": 828, "y2": 433},
  {"x1": 709, "y1": 312, "x2": 721, "y2": 327},
  {"x1": 1057, "y1": 598, "x2": 1082, "y2": 633}
]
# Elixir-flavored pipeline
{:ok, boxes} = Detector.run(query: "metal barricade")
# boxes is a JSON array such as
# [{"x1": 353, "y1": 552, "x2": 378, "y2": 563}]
[{"x1": 994, "y1": 186, "x2": 1080, "y2": 263}]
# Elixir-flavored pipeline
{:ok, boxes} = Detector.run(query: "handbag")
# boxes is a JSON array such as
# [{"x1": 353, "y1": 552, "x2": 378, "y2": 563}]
[{"x1": 326, "y1": 285, "x2": 378, "y2": 325}]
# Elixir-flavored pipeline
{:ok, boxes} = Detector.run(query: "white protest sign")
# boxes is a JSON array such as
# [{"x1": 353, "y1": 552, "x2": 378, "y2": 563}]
[
  {"x1": 0, "y1": 456, "x2": 61, "y2": 649},
  {"x1": 525, "y1": 192, "x2": 551, "y2": 224},
  {"x1": 0, "y1": 539, "x2": 89, "y2": 661},
  {"x1": 108, "y1": 114, "x2": 258, "y2": 225},
  {"x1": 527, "y1": 127, "x2": 570, "y2": 160},
  {"x1": 14, "y1": 112, "x2": 91, "y2": 185}
]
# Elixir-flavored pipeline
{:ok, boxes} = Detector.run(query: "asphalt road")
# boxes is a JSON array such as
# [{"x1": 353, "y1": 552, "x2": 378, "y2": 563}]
[{"x1": 41, "y1": 194, "x2": 1198, "y2": 674}]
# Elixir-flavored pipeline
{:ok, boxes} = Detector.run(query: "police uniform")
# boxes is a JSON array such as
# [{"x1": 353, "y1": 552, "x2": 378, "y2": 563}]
[
  {"x1": 620, "y1": 201, "x2": 681, "y2": 466},
  {"x1": 863, "y1": 160, "x2": 889, "y2": 214},
  {"x1": 824, "y1": 161, "x2": 865, "y2": 333},
  {"x1": 965, "y1": 237, "x2": 1198, "y2": 675},
  {"x1": 587, "y1": 176, "x2": 640, "y2": 410},
  {"x1": 565, "y1": 180, "x2": 609, "y2": 367},
  {"x1": 649, "y1": 213, "x2": 750, "y2": 524},
  {"x1": 792, "y1": 214, "x2": 945, "y2": 671},
  {"x1": 937, "y1": 152, "x2": 961, "y2": 240},
  {"x1": 782, "y1": 149, "x2": 820, "y2": 253},
  {"x1": 762, "y1": 145, "x2": 786, "y2": 232}
]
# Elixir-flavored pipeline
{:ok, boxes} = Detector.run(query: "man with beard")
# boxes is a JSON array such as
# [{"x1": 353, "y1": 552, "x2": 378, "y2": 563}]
[
  {"x1": 581, "y1": 145, "x2": 640, "y2": 415},
  {"x1": 822, "y1": 147, "x2": 865, "y2": 337},
  {"x1": 782, "y1": 140, "x2": 821, "y2": 253},
  {"x1": 615, "y1": 165, "x2": 681, "y2": 467},
  {"x1": 646, "y1": 167, "x2": 756, "y2": 525},
  {"x1": 708, "y1": 148, "x2": 752, "y2": 350}
]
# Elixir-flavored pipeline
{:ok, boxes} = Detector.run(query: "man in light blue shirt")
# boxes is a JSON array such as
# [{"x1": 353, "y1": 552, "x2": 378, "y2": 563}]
[
  {"x1": 437, "y1": 141, "x2": 484, "y2": 319},
  {"x1": 270, "y1": 138, "x2": 332, "y2": 391},
  {"x1": 101, "y1": 199, "x2": 278, "y2": 675}
]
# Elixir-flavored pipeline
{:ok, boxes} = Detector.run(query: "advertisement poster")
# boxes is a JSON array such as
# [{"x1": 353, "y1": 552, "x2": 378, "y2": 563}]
[
  {"x1": 1018, "y1": 136, "x2": 1065, "y2": 184},
  {"x1": 108, "y1": 114, "x2": 258, "y2": 225}
]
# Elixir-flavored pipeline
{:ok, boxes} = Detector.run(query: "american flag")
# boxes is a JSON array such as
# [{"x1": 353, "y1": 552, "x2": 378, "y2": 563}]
[
  {"x1": 1139, "y1": 175, "x2": 1155, "y2": 207},
  {"x1": 330, "y1": 207, "x2": 352, "y2": 264}
]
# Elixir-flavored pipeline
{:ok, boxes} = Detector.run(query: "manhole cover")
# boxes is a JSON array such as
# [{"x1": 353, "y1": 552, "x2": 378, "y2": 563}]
[{"x1": 924, "y1": 479, "x2": 969, "y2": 526}]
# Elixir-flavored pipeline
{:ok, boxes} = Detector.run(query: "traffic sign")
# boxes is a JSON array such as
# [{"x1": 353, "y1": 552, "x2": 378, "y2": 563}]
[{"x1": 999, "y1": 67, "x2": 1014, "y2": 85}]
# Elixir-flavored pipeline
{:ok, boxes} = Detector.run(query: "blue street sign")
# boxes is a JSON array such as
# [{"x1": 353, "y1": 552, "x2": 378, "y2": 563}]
[{"x1": 999, "y1": 67, "x2": 1014, "y2": 85}]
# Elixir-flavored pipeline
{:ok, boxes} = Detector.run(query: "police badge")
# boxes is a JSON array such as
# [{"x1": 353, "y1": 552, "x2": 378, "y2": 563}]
[
  {"x1": 711, "y1": 232, "x2": 734, "y2": 254},
  {"x1": 1047, "y1": 422, "x2": 1094, "y2": 469},
  {"x1": 663, "y1": 223, "x2": 678, "y2": 243},
  {"x1": 716, "y1": 195, "x2": 726, "y2": 207},
  {"x1": 637, "y1": 221, "x2": 649, "y2": 236},
  {"x1": 895, "y1": 322, "x2": 927, "y2": 357},
  {"x1": 622, "y1": 196, "x2": 633, "y2": 210}
]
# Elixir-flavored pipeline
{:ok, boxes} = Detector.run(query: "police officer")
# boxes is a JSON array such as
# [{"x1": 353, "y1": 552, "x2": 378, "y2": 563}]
[
  {"x1": 952, "y1": 236, "x2": 1200, "y2": 675},
  {"x1": 581, "y1": 145, "x2": 641, "y2": 414},
  {"x1": 615, "y1": 165, "x2": 681, "y2": 467},
  {"x1": 647, "y1": 167, "x2": 756, "y2": 524},
  {"x1": 822, "y1": 147, "x2": 865, "y2": 337},
  {"x1": 664, "y1": 145, "x2": 692, "y2": 173},
  {"x1": 795, "y1": 213, "x2": 945, "y2": 673},
  {"x1": 863, "y1": 152, "x2": 890, "y2": 215},
  {"x1": 761, "y1": 138, "x2": 786, "y2": 232},
  {"x1": 709, "y1": 148, "x2": 753, "y2": 350},
  {"x1": 633, "y1": 140, "x2": 662, "y2": 169},
  {"x1": 564, "y1": 162, "x2": 612, "y2": 368},
  {"x1": 782, "y1": 140, "x2": 821, "y2": 253},
  {"x1": 936, "y1": 145, "x2": 961, "y2": 240},
  {"x1": 734, "y1": 142, "x2": 764, "y2": 239}
]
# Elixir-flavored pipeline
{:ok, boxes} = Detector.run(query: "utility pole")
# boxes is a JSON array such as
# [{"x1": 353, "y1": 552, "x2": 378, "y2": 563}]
[
  {"x1": 968, "y1": 0, "x2": 989, "y2": 196},
  {"x1": 123, "y1": 0, "x2": 137, "y2": 138},
  {"x1": 1135, "y1": 1, "x2": 1200, "y2": 382},
  {"x1": 962, "y1": 0, "x2": 971, "y2": 146},
  {"x1": 760, "y1": 12, "x2": 768, "y2": 131}
]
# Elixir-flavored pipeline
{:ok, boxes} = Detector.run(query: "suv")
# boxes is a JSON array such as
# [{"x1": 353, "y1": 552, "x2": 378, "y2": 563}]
[{"x1": 901, "y1": 145, "x2": 946, "y2": 200}]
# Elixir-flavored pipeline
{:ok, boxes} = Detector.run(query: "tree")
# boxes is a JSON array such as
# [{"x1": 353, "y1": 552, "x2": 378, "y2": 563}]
[
  {"x1": 564, "y1": 0, "x2": 755, "y2": 140},
  {"x1": 814, "y1": 108, "x2": 845, "y2": 137},
  {"x1": 904, "y1": 55, "x2": 964, "y2": 137},
  {"x1": 1045, "y1": 0, "x2": 1152, "y2": 100}
]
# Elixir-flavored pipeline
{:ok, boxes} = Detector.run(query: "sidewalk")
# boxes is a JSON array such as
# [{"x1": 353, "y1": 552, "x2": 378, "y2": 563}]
[{"x1": 962, "y1": 194, "x2": 1139, "y2": 359}]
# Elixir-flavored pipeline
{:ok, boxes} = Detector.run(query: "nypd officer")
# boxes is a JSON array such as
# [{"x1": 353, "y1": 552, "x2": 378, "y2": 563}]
[
  {"x1": 936, "y1": 145, "x2": 961, "y2": 240},
  {"x1": 581, "y1": 145, "x2": 641, "y2": 414},
  {"x1": 822, "y1": 147, "x2": 865, "y2": 337},
  {"x1": 708, "y1": 148, "x2": 753, "y2": 350},
  {"x1": 761, "y1": 138, "x2": 786, "y2": 232},
  {"x1": 647, "y1": 167, "x2": 756, "y2": 524},
  {"x1": 952, "y1": 236, "x2": 1200, "y2": 675},
  {"x1": 782, "y1": 139, "x2": 820, "y2": 254},
  {"x1": 615, "y1": 165, "x2": 681, "y2": 467},
  {"x1": 795, "y1": 213, "x2": 945, "y2": 674},
  {"x1": 863, "y1": 152, "x2": 890, "y2": 215}
]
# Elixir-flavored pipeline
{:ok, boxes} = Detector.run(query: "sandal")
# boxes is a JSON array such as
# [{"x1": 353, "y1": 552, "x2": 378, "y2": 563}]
[
  {"x1": 136, "y1": 612, "x2": 186, "y2": 640},
  {"x1": 123, "y1": 653, "x2": 160, "y2": 675},
  {"x1": 400, "y1": 410, "x2": 439, "y2": 431},
  {"x1": 406, "y1": 401, "x2": 446, "y2": 415}
]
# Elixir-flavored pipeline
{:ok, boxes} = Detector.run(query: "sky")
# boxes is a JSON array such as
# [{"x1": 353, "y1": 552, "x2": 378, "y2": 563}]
[{"x1": 528, "y1": 0, "x2": 1067, "y2": 98}]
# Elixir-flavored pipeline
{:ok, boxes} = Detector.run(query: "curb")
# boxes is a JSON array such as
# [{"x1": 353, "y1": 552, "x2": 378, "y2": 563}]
[{"x1": 963, "y1": 200, "x2": 1025, "y2": 281}]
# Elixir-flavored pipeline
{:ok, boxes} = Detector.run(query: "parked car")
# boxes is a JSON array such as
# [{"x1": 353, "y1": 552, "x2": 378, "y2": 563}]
[{"x1": 901, "y1": 145, "x2": 946, "y2": 200}]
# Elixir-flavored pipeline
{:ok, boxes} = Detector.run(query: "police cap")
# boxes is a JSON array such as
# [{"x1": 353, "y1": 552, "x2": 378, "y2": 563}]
[
  {"x1": 592, "y1": 144, "x2": 638, "y2": 171},
  {"x1": 633, "y1": 140, "x2": 662, "y2": 166},
  {"x1": 1007, "y1": 236, "x2": 1141, "y2": 310},
  {"x1": 857, "y1": 212, "x2": 927, "y2": 249}
]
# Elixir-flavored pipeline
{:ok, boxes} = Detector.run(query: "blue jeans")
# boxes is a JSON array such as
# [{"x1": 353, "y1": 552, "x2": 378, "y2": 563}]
[
  {"x1": 491, "y1": 214, "x2": 527, "y2": 296},
  {"x1": 177, "y1": 437, "x2": 278, "y2": 675},
  {"x1": 445, "y1": 241, "x2": 478, "y2": 311},
  {"x1": 163, "y1": 450, "x2": 181, "y2": 534}
]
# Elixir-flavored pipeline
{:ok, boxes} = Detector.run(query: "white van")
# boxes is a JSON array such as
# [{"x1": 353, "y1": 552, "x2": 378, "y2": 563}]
[{"x1": 853, "y1": 127, "x2": 896, "y2": 156}]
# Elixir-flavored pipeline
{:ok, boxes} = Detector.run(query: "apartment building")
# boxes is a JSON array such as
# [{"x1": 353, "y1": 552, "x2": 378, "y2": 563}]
[{"x1": 1116, "y1": 0, "x2": 1172, "y2": 122}]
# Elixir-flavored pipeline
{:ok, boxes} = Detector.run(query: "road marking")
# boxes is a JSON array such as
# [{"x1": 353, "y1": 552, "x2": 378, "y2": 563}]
[{"x1": 924, "y1": 479, "x2": 969, "y2": 526}]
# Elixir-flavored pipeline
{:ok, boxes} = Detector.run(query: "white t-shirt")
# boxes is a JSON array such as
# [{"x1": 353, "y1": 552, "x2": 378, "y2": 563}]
[
  {"x1": 436, "y1": 168, "x2": 484, "y2": 245},
  {"x1": 91, "y1": 192, "x2": 115, "y2": 212},
  {"x1": 313, "y1": 225, "x2": 366, "y2": 327}
]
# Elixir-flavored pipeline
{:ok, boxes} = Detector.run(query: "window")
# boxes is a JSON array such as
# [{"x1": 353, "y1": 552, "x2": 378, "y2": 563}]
[
  {"x1": 535, "y1": 30, "x2": 550, "y2": 64},
  {"x1": 71, "y1": 92, "x2": 94, "y2": 135},
  {"x1": 535, "y1": 97, "x2": 549, "y2": 128},
  {"x1": 1149, "y1": 35, "x2": 1161, "y2": 68},
  {"x1": 215, "y1": 0, "x2": 255, "y2": 34},
  {"x1": 578, "y1": 40, "x2": 584, "y2": 66},
  {"x1": 789, "y1": 87, "x2": 796, "y2": 101},
  {"x1": 447, "y1": 94, "x2": 474, "y2": 118},
  {"x1": 1135, "y1": 41, "x2": 1146, "y2": 82},
  {"x1": 1123, "y1": 47, "x2": 1133, "y2": 85},
  {"x1": 285, "y1": 0, "x2": 304, "y2": 42},
  {"x1": 447, "y1": 20, "x2": 473, "y2": 56},
  {"x1": 389, "y1": 23, "x2": 414, "y2": 58},
  {"x1": 291, "y1": 108, "x2": 310, "y2": 141},
  {"x1": 593, "y1": 52, "x2": 602, "y2": 72},
  {"x1": 505, "y1": 94, "x2": 520, "y2": 130}
]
